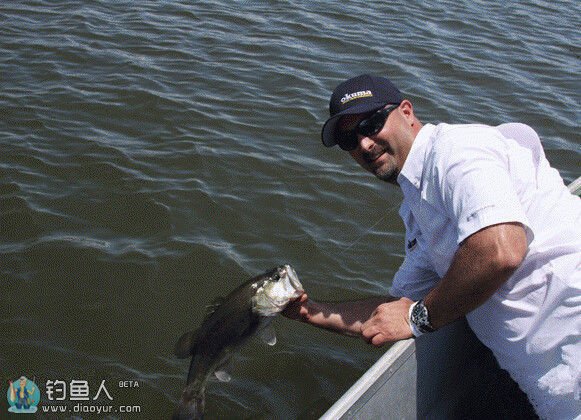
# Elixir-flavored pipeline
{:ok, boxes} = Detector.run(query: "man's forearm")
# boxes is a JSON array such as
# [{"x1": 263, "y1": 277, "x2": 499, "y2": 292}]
[
  {"x1": 301, "y1": 296, "x2": 397, "y2": 336},
  {"x1": 424, "y1": 222, "x2": 527, "y2": 329}
]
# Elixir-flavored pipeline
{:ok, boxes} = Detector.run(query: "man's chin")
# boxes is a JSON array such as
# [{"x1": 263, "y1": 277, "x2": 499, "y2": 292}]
[{"x1": 375, "y1": 168, "x2": 399, "y2": 184}]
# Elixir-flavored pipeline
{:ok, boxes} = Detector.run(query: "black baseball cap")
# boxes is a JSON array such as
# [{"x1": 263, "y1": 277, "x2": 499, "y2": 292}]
[{"x1": 321, "y1": 74, "x2": 403, "y2": 147}]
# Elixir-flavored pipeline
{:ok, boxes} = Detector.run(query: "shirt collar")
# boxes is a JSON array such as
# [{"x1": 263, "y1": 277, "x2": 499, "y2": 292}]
[{"x1": 398, "y1": 123, "x2": 435, "y2": 189}]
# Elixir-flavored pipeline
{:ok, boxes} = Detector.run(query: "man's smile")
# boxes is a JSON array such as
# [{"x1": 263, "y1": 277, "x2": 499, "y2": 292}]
[{"x1": 363, "y1": 149, "x2": 387, "y2": 165}]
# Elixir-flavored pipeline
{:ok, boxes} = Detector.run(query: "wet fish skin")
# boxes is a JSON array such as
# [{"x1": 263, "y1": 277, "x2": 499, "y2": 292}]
[{"x1": 173, "y1": 264, "x2": 303, "y2": 420}]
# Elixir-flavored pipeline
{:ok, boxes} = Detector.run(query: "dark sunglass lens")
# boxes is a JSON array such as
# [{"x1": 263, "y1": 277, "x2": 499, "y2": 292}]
[{"x1": 358, "y1": 109, "x2": 386, "y2": 137}]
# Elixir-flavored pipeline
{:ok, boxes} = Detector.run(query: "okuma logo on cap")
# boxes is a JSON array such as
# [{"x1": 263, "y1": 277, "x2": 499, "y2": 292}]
[{"x1": 340, "y1": 90, "x2": 373, "y2": 104}]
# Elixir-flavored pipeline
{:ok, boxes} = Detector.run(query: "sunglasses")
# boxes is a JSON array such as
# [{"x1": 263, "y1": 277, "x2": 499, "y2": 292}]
[{"x1": 336, "y1": 103, "x2": 400, "y2": 151}]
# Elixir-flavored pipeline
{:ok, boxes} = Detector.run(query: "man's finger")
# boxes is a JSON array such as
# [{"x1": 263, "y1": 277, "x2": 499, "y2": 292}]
[
  {"x1": 371, "y1": 333, "x2": 387, "y2": 347},
  {"x1": 361, "y1": 324, "x2": 379, "y2": 339},
  {"x1": 361, "y1": 315, "x2": 378, "y2": 331}
]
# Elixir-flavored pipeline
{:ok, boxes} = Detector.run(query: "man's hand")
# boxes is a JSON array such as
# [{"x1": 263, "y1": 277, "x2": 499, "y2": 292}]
[
  {"x1": 282, "y1": 292, "x2": 310, "y2": 322},
  {"x1": 361, "y1": 297, "x2": 414, "y2": 346}
]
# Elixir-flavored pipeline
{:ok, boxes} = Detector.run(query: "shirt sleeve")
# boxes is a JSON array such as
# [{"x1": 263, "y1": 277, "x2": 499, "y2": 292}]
[
  {"x1": 389, "y1": 241, "x2": 440, "y2": 300},
  {"x1": 432, "y1": 126, "x2": 534, "y2": 245}
]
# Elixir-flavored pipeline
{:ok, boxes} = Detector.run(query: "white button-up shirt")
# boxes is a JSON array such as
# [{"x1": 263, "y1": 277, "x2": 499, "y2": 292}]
[{"x1": 389, "y1": 123, "x2": 581, "y2": 418}]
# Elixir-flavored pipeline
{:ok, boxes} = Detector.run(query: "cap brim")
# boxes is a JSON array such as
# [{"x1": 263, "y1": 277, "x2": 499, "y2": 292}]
[{"x1": 321, "y1": 101, "x2": 387, "y2": 147}]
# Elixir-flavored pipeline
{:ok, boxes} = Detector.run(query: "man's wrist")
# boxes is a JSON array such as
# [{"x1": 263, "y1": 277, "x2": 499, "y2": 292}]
[
  {"x1": 408, "y1": 299, "x2": 435, "y2": 337},
  {"x1": 408, "y1": 301, "x2": 423, "y2": 337}
]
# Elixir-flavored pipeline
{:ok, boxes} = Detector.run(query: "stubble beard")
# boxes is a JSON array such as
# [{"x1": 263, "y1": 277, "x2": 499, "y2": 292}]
[
  {"x1": 369, "y1": 151, "x2": 399, "y2": 184},
  {"x1": 375, "y1": 165, "x2": 399, "y2": 184}
]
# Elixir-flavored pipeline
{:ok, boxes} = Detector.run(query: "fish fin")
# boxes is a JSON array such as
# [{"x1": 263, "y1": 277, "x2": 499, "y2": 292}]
[
  {"x1": 174, "y1": 329, "x2": 198, "y2": 358},
  {"x1": 205, "y1": 297, "x2": 225, "y2": 316},
  {"x1": 173, "y1": 385, "x2": 204, "y2": 420},
  {"x1": 260, "y1": 326, "x2": 277, "y2": 346},
  {"x1": 214, "y1": 370, "x2": 231, "y2": 383},
  {"x1": 212, "y1": 357, "x2": 233, "y2": 383}
]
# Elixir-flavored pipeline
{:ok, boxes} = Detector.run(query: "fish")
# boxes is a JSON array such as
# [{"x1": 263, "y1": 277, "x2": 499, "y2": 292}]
[{"x1": 172, "y1": 264, "x2": 304, "y2": 420}]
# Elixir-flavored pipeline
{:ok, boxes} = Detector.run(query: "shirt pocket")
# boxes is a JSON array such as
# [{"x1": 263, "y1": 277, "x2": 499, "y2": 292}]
[{"x1": 416, "y1": 201, "x2": 458, "y2": 277}]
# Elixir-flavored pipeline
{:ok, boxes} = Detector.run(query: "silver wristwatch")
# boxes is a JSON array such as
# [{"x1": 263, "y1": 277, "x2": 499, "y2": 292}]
[{"x1": 410, "y1": 299, "x2": 435, "y2": 334}]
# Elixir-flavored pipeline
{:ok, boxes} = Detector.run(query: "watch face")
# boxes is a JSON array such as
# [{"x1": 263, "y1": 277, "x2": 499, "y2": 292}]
[
  {"x1": 412, "y1": 301, "x2": 433, "y2": 332},
  {"x1": 412, "y1": 303, "x2": 424, "y2": 323}
]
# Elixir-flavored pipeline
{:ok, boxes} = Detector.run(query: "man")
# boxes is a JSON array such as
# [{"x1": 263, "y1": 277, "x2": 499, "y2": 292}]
[
  {"x1": 9, "y1": 376, "x2": 36, "y2": 410},
  {"x1": 283, "y1": 74, "x2": 580, "y2": 419}
]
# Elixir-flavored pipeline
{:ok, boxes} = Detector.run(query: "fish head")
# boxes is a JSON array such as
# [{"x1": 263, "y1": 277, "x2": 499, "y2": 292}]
[{"x1": 252, "y1": 264, "x2": 304, "y2": 316}]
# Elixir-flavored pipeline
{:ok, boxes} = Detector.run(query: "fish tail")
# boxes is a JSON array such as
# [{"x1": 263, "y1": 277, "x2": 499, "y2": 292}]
[{"x1": 173, "y1": 384, "x2": 205, "y2": 420}]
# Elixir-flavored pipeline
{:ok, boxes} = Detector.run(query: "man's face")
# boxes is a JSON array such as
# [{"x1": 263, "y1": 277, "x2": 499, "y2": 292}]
[{"x1": 337, "y1": 108, "x2": 401, "y2": 184}]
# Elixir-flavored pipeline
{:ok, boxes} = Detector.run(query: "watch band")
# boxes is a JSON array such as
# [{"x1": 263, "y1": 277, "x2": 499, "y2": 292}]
[{"x1": 408, "y1": 301, "x2": 424, "y2": 337}]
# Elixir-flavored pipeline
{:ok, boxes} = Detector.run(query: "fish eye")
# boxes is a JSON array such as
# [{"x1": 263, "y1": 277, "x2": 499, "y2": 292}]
[{"x1": 272, "y1": 273, "x2": 280, "y2": 281}]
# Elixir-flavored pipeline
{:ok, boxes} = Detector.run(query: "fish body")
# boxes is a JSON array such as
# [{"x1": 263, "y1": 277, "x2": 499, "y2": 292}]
[{"x1": 173, "y1": 264, "x2": 303, "y2": 420}]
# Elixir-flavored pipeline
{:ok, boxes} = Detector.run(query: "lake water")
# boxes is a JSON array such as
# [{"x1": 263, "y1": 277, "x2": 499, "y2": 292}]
[{"x1": 1, "y1": 1, "x2": 579, "y2": 418}]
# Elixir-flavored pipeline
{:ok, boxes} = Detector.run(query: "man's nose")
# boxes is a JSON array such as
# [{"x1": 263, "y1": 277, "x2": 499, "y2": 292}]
[{"x1": 357, "y1": 135, "x2": 375, "y2": 151}]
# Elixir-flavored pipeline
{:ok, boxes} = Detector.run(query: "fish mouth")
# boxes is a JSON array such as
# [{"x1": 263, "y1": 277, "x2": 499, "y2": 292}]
[
  {"x1": 252, "y1": 265, "x2": 304, "y2": 316},
  {"x1": 282, "y1": 264, "x2": 304, "y2": 293}
]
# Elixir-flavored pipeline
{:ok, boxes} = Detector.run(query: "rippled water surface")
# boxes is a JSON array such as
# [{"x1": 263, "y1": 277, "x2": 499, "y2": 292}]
[{"x1": 1, "y1": 1, "x2": 579, "y2": 418}]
